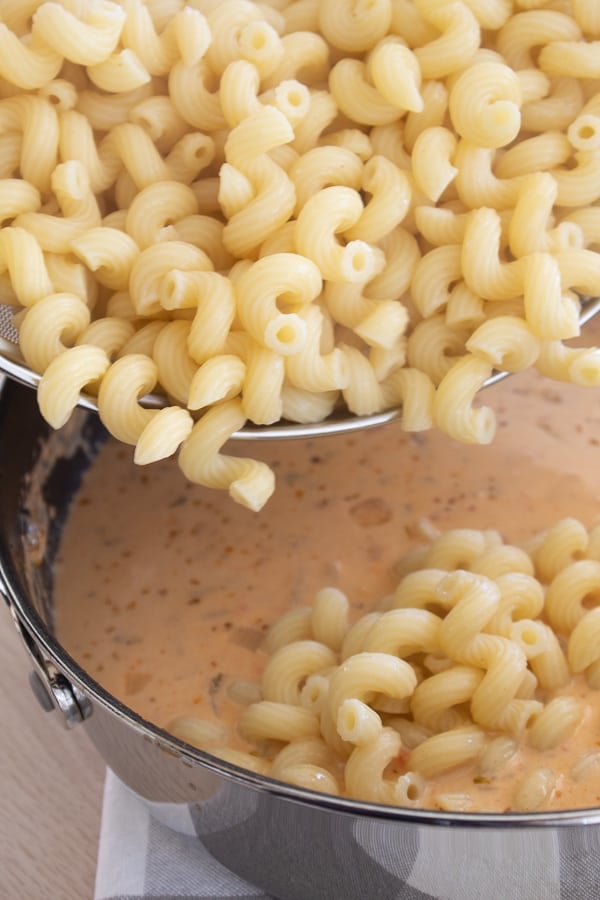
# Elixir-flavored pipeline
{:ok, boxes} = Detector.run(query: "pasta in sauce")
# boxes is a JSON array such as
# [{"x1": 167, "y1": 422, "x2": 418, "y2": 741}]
[{"x1": 55, "y1": 365, "x2": 600, "y2": 813}]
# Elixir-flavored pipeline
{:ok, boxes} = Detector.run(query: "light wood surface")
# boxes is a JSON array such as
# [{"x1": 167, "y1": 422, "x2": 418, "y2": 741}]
[{"x1": 0, "y1": 600, "x2": 105, "y2": 900}]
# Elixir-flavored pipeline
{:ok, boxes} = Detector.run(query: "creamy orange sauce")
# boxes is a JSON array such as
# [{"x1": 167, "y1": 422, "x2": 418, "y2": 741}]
[{"x1": 54, "y1": 365, "x2": 600, "y2": 812}]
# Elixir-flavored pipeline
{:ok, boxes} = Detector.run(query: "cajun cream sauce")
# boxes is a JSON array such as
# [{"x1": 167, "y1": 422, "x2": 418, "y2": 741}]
[{"x1": 54, "y1": 366, "x2": 600, "y2": 812}]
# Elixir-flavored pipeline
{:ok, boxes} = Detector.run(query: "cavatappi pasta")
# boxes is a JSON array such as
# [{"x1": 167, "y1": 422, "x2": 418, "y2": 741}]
[
  {"x1": 168, "y1": 519, "x2": 600, "y2": 812},
  {"x1": 4, "y1": 0, "x2": 600, "y2": 509}
]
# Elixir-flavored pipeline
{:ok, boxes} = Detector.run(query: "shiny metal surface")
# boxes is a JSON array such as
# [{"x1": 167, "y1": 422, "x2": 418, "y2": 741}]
[
  {"x1": 2, "y1": 295, "x2": 600, "y2": 441},
  {"x1": 1, "y1": 377, "x2": 600, "y2": 899},
  {"x1": 8, "y1": 592, "x2": 93, "y2": 727}
]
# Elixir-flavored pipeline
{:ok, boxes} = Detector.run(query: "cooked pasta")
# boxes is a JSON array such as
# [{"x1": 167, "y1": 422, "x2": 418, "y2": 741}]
[
  {"x1": 1, "y1": 0, "x2": 600, "y2": 509},
  {"x1": 166, "y1": 518, "x2": 600, "y2": 811}
]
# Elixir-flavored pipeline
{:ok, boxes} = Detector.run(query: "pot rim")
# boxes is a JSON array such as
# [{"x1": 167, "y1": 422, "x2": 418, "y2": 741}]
[{"x1": 5, "y1": 553, "x2": 600, "y2": 831}]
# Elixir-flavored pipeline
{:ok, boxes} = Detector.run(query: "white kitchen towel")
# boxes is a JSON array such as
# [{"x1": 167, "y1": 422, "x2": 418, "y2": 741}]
[{"x1": 95, "y1": 768, "x2": 599, "y2": 900}]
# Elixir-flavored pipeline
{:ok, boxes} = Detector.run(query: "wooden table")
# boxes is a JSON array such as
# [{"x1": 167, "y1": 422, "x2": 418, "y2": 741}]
[{"x1": 0, "y1": 599, "x2": 105, "y2": 900}]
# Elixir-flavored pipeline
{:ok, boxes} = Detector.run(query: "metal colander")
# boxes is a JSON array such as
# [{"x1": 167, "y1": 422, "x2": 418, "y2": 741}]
[
  {"x1": 2, "y1": 296, "x2": 600, "y2": 439},
  {"x1": 0, "y1": 304, "x2": 18, "y2": 344},
  {"x1": 0, "y1": 303, "x2": 46, "y2": 400},
  {"x1": 0, "y1": 300, "x2": 401, "y2": 437}
]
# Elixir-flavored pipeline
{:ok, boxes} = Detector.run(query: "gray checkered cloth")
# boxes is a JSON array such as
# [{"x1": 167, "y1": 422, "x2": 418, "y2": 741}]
[
  {"x1": 95, "y1": 770, "x2": 269, "y2": 900},
  {"x1": 95, "y1": 769, "x2": 599, "y2": 900}
]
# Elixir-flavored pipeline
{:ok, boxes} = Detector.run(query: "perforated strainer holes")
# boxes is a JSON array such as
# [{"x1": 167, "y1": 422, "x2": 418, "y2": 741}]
[{"x1": 0, "y1": 305, "x2": 18, "y2": 343}]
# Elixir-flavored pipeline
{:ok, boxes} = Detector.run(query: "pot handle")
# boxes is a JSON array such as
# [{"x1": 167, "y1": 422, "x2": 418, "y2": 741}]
[{"x1": 6, "y1": 600, "x2": 93, "y2": 729}]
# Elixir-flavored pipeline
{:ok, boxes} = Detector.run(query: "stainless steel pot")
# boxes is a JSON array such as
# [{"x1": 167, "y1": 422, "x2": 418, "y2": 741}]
[{"x1": 1, "y1": 375, "x2": 599, "y2": 900}]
